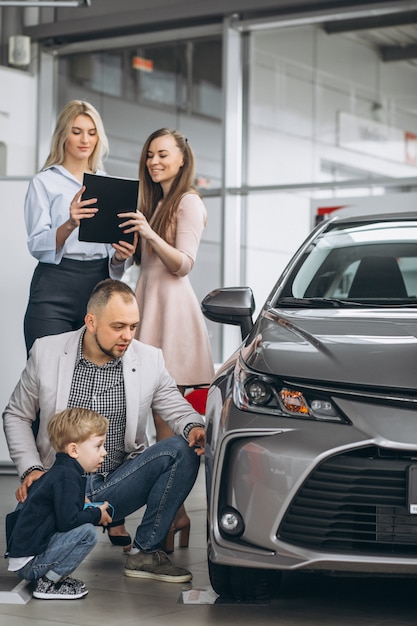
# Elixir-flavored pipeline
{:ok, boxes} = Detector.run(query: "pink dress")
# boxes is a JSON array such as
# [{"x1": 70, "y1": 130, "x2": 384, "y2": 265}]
[{"x1": 135, "y1": 193, "x2": 214, "y2": 387}]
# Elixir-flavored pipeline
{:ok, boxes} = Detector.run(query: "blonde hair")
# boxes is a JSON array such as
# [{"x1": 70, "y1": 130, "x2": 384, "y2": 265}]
[
  {"x1": 47, "y1": 408, "x2": 108, "y2": 452},
  {"x1": 135, "y1": 129, "x2": 198, "y2": 263},
  {"x1": 43, "y1": 100, "x2": 109, "y2": 172}
]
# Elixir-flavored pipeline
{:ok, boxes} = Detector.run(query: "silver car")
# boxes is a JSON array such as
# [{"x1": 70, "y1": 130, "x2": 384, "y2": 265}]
[{"x1": 202, "y1": 209, "x2": 417, "y2": 602}]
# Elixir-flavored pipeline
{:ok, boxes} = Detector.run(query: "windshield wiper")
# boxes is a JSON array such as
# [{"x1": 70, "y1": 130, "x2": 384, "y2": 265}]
[
  {"x1": 276, "y1": 297, "x2": 417, "y2": 308},
  {"x1": 276, "y1": 297, "x2": 362, "y2": 308}
]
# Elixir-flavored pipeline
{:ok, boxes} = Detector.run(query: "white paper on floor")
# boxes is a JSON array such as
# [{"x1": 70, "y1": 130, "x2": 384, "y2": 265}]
[{"x1": 182, "y1": 587, "x2": 219, "y2": 604}]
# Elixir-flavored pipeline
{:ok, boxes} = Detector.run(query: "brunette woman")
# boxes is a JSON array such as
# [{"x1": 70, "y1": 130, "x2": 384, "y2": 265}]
[{"x1": 119, "y1": 128, "x2": 214, "y2": 550}]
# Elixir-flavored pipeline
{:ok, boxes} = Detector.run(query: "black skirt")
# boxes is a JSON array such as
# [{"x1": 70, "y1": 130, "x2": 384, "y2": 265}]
[{"x1": 24, "y1": 257, "x2": 109, "y2": 354}]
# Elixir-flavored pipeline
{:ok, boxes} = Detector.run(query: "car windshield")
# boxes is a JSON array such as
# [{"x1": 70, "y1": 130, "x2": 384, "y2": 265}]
[{"x1": 275, "y1": 219, "x2": 417, "y2": 307}]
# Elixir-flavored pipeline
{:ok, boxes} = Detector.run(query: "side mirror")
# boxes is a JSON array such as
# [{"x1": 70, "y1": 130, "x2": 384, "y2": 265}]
[{"x1": 201, "y1": 287, "x2": 255, "y2": 339}]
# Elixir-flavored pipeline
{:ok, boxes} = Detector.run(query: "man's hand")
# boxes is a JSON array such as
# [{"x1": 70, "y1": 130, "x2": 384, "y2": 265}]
[
  {"x1": 15, "y1": 469, "x2": 45, "y2": 503},
  {"x1": 112, "y1": 232, "x2": 138, "y2": 262},
  {"x1": 188, "y1": 426, "x2": 205, "y2": 456}
]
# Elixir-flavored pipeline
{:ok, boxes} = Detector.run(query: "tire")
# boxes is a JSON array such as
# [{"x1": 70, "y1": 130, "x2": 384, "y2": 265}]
[{"x1": 208, "y1": 557, "x2": 279, "y2": 602}]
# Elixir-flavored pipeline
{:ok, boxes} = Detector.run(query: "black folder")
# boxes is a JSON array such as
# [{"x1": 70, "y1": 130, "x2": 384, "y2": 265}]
[{"x1": 78, "y1": 173, "x2": 139, "y2": 244}]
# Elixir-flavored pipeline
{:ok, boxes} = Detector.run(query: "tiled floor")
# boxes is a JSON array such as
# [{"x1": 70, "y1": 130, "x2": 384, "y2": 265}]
[{"x1": 1, "y1": 461, "x2": 417, "y2": 625}]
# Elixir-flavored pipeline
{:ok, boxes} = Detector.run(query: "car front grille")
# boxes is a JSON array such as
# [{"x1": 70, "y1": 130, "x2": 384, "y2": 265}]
[{"x1": 278, "y1": 447, "x2": 417, "y2": 555}]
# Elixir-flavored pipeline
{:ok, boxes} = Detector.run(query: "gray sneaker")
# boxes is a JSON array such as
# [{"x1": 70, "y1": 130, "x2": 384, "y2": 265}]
[
  {"x1": 124, "y1": 550, "x2": 192, "y2": 583},
  {"x1": 33, "y1": 575, "x2": 88, "y2": 600}
]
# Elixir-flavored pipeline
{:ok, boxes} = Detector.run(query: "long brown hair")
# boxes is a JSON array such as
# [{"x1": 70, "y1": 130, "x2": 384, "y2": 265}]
[{"x1": 135, "y1": 128, "x2": 197, "y2": 263}]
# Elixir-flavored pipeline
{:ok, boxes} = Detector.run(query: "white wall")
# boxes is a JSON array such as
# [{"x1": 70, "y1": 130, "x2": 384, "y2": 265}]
[
  {"x1": 245, "y1": 193, "x2": 312, "y2": 314},
  {"x1": 0, "y1": 66, "x2": 37, "y2": 176},
  {"x1": 0, "y1": 67, "x2": 37, "y2": 465},
  {"x1": 0, "y1": 180, "x2": 36, "y2": 466}
]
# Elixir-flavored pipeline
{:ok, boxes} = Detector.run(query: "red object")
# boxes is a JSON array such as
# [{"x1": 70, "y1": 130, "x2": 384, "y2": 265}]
[
  {"x1": 185, "y1": 388, "x2": 208, "y2": 414},
  {"x1": 132, "y1": 56, "x2": 154, "y2": 72},
  {"x1": 316, "y1": 205, "x2": 346, "y2": 216}
]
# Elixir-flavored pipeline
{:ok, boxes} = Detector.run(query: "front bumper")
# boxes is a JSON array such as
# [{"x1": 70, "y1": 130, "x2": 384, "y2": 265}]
[{"x1": 206, "y1": 393, "x2": 417, "y2": 574}]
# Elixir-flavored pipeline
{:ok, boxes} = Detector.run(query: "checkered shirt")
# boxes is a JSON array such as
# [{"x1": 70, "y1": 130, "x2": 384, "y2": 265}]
[{"x1": 67, "y1": 330, "x2": 127, "y2": 475}]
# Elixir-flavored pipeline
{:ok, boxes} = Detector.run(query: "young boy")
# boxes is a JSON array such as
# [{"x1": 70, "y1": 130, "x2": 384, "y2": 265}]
[{"x1": 5, "y1": 408, "x2": 113, "y2": 600}]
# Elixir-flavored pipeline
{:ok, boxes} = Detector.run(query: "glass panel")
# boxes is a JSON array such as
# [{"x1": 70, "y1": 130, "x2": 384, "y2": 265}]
[
  {"x1": 192, "y1": 195, "x2": 222, "y2": 364},
  {"x1": 130, "y1": 44, "x2": 187, "y2": 109},
  {"x1": 62, "y1": 36, "x2": 221, "y2": 120},
  {"x1": 69, "y1": 52, "x2": 122, "y2": 97},
  {"x1": 192, "y1": 39, "x2": 222, "y2": 119},
  {"x1": 248, "y1": 25, "x2": 417, "y2": 187},
  {"x1": 58, "y1": 35, "x2": 222, "y2": 182}
]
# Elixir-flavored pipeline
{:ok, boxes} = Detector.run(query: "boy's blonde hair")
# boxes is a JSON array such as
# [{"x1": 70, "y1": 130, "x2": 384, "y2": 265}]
[{"x1": 47, "y1": 408, "x2": 108, "y2": 452}]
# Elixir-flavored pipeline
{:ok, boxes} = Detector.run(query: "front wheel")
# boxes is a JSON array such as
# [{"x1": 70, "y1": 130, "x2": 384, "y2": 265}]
[{"x1": 208, "y1": 557, "x2": 280, "y2": 602}]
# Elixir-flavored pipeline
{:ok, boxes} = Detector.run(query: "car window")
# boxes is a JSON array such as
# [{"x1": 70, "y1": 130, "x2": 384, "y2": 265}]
[{"x1": 276, "y1": 220, "x2": 417, "y2": 304}]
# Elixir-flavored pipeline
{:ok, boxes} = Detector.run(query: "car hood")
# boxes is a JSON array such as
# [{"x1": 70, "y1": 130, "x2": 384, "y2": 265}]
[{"x1": 243, "y1": 307, "x2": 417, "y2": 390}]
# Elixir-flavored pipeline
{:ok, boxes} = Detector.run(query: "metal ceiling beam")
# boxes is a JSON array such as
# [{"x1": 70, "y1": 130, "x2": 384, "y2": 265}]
[
  {"x1": 235, "y1": 1, "x2": 417, "y2": 32},
  {"x1": 381, "y1": 43, "x2": 417, "y2": 61},
  {"x1": 22, "y1": 0, "x2": 417, "y2": 46},
  {"x1": 0, "y1": 0, "x2": 90, "y2": 6},
  {"x1": 324, "y1": 10, "x2": 417, "y2": 34}
]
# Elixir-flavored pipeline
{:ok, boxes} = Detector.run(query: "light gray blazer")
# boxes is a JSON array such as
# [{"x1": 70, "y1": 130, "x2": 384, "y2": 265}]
[{"x1": 3, "y1": 327, "x2": 204, "y2": 478}]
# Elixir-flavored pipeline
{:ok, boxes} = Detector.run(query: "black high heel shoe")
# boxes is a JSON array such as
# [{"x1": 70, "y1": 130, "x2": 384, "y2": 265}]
[{"x1": 104, "y1": 519, "x2": 132, "y2": 551}]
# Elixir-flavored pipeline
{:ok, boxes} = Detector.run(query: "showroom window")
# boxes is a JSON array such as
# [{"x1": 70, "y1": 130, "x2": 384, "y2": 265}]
[
  {"x1": 63, "y1": 37, "x2": 222, "y2": 121},
  {"x1": 69, "y1": 52, "x2": 123, "y2": 98}
]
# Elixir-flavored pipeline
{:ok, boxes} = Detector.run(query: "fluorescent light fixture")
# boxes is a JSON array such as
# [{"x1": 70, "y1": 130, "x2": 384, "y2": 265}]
[{"x1": 0, "y1": 0, "x2": 90, "y2": 6}]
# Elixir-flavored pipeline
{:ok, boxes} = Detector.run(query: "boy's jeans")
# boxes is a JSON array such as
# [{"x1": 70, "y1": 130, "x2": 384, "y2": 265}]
[
  {"x1": 85, "y1": 435, "x2": 200, "y2": 552},
  {"x1": 17, "y1": 524, "x2": 97, "y2": 582}
]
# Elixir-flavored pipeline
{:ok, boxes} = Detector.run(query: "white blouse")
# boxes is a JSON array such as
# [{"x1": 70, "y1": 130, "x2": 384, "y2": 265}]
[{"x1": 24, "y1": 165, "x2": 126, "y2": 277}]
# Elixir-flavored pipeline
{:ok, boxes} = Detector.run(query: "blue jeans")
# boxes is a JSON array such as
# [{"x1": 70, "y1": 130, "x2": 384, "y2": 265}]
[
  {"x1": 85, "y1": 436, "x2": 200, "y2": 551},
  {"x1": 17, "y1": 524, "x2": 97, "y2": 582}
]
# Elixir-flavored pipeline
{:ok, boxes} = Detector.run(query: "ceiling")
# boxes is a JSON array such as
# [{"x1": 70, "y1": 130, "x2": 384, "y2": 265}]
[{"x1": 323, "y1": 9, "x2": 417, "y2": 65}]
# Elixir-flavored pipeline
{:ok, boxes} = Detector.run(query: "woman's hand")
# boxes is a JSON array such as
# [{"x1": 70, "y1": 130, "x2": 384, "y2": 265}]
[
  {"x1": 69, "y1": 186, "x2": 98, "y2": 228},
  {"x1": 112, "y1": 232, "x2": 138, "y2": 262},
  {"x1": 117, "y1": 210, "x2": 183, "y2": 273},
  {"x1": 56, "y1": 186, "x2": 98, "y2": 251},
  {"x1": 117, "y1": 210, "x2": 154, "y2": 241}
]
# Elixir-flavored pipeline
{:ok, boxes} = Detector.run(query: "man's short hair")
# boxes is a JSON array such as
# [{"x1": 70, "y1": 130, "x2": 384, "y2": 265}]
[
  {"x1": 87, "y1": 278, "x2": 136, "y2": 315},
  {"x1": 47, "y1": 408, "x2": 108, "y2": 452}
]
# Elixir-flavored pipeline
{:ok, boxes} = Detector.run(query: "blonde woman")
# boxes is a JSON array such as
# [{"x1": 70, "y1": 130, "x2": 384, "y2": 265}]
[
  {"x1": 23, "y1": 99, "x2": 136, "y2": 354},
  {"x1": 119, "y1": 128, "x2": 214, "y2": 551}
]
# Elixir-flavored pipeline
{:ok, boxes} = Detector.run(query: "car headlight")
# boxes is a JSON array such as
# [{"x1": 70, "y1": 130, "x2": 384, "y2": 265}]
[{"x1": 233, "y1": 356, "x2": 348, "y2": 423}]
